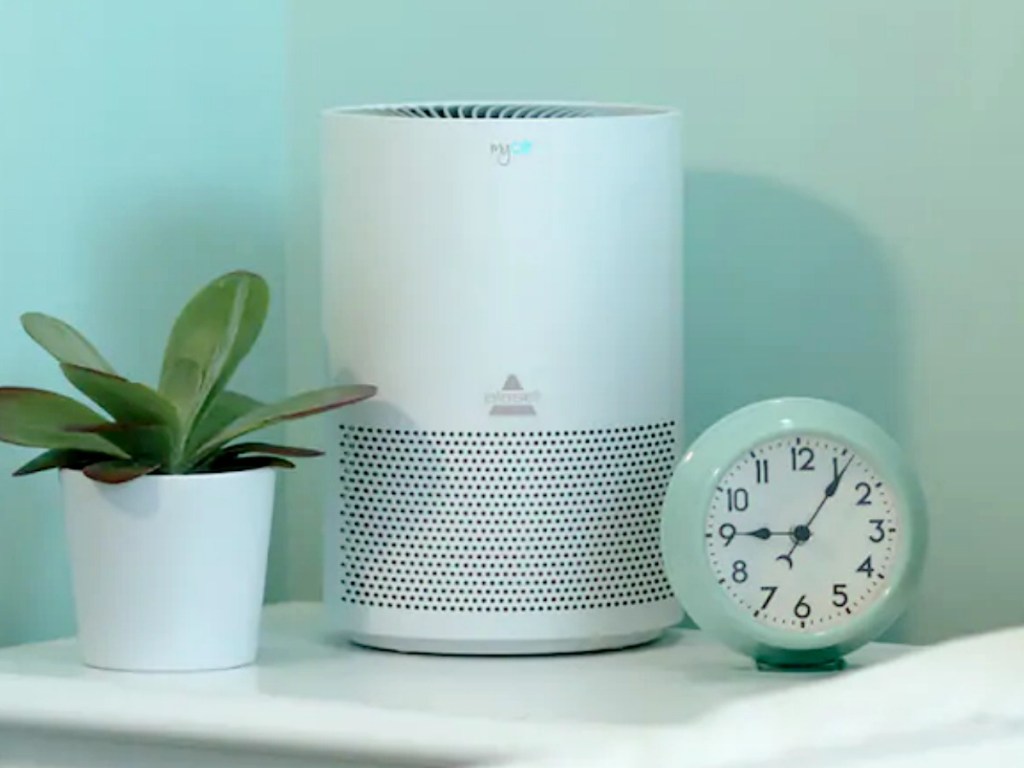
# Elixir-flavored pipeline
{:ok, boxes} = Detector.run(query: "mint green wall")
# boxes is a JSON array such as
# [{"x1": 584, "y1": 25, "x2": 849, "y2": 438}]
[
  {"x1": 3, "y1": 1, "x2": 1022, "y2": 649},
  {"x1": 286, "y1": 0, "x2": 1024, "y2": 644},
  {"x1": 0, "y1": 1, "x2": 287, "y2": 645}
]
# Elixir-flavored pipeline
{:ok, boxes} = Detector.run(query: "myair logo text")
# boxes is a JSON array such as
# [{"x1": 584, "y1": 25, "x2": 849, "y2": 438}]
[{"x1": 490, "y1": 140, "x2": 533, "y2": 166}]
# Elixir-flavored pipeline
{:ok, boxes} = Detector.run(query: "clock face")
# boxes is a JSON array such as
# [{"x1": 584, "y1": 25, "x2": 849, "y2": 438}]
[{"x1": 705, "y1": 433, "x2": 903, "y2": 633}]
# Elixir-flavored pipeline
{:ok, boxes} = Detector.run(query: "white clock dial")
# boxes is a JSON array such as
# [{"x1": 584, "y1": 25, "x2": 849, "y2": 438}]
[{"x1": 705, "y1": 434, "x2": 903, "y2": 632}]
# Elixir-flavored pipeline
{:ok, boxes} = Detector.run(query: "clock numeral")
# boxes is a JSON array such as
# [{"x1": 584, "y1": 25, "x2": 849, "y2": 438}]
[
  {"x1": 856, "y1": 555, "x2": 875, "y2": 577},
  {"x1": 732, "y1": 560, "x2": 748, "y2": 583},
  {"x1": 869, "y1": 519, "x2": 886, "y2": 543},
  {"x1": 794, "y1": 595, "x2": 811, "y2": 619},
  {"x1": 760, "y1": 585, "x2": 778, "y2": 609},
  {"x1": 791, "y1": 446, "x2": 815, "y2": 471},
  {"x1": 726, "y1": 488, "x2": 749, "y2": 512},
  {"x1": 718, "y1": 523, "x2": 737, "y2": 546},
  {"x1": 856, "y1": 482, "x2": 873, "y2": 505},
  {"x1": 832, "y1": 583, "x2": 849, "y2": 607},
  {"x1": 755, "y1": 459, "x2": 769, "y2": 484}
]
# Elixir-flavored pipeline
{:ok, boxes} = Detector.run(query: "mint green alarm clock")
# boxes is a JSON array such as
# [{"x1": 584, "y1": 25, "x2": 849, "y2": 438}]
[{"x1": 660, "y1": 398, "x2": 928, "y2": 670}]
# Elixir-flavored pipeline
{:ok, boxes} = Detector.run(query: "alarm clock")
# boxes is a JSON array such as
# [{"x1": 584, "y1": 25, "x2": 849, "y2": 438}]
[{"x1": 660, "y1": 397, "x2": 928, "y2": 670}]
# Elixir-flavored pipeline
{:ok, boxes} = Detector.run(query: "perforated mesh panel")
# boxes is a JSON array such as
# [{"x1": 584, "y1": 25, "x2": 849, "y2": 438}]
[
  {"x1": 337, "y1": 103, "x2": 663, "y2": 120},
  {"x1": 337, "y1": 424, "x2": 678, "y2": 612}
]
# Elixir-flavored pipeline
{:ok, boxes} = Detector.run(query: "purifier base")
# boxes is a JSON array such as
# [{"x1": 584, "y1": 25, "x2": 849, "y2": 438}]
[{"x1": 346, "y1": 628, "x2": 666, "y2": 656}]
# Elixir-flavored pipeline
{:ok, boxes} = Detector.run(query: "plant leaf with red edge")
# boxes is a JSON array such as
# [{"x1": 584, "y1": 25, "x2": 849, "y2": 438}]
[
  {"x1": 60, "y1": 363, "x2": 179, "y2": 439},
  {"x1": 206, "y1": 455, "x2": 296, "y2": 472},
  {"x1": 82, "y1": 460, "x2": 160, "y2": 484},
  {"x1": 12, "y1": 448, "x2": 115, "y2": 476},
  {"x1": 67, "y1": 422, "x2": 173, "y2": 465},
  {"x1": 187, "y1": 390, "x2": 262, "y2": 455},
  {"x1": 0, "y1": 387, "x2": 128, "y2": 457},
  {"x1": 216, "y1": 442, "x2": 324, "y2": 459},
  {"x1": 193, "y1": 384, "x2": 376, "y2": 462}
]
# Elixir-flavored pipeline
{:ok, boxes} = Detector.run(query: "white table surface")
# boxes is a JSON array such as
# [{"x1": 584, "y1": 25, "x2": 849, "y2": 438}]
[{"x1": 0, "y1": 601, "x2": 910, "y2": 768}]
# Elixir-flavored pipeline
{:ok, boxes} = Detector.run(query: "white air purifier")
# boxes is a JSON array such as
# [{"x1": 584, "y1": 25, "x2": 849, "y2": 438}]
[{"x1": 321, "y1": 101, "x2": 684, "y2": 655}]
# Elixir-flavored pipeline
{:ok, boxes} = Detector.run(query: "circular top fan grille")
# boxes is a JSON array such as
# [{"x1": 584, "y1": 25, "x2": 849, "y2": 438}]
[{"x1": 329, "y1": 102, "x2": 672, "y2": 120}]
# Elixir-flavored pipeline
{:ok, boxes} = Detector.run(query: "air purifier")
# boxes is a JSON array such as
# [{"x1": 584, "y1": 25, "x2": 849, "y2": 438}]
[{"x1": 321, "y1": 101, "x2": 684, "y2": 654}]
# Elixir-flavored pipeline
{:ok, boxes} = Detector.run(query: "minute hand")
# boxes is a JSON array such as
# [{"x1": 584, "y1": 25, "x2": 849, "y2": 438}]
[
  {"x1": 804, "y1": 454, "x2": 854, "y2": 530},
  {"x1": 779, "y1": 454, "x2": 856, "y2": 563}
]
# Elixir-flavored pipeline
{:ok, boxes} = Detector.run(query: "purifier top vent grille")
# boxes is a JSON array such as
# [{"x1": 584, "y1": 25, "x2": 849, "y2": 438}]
[{"x1": 332, "y1": 103, "x2": 671, "y2": 120}]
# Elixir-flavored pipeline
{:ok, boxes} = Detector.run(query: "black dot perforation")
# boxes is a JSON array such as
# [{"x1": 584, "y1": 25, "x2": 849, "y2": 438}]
[{"x1": 337, "y1": 423, "x2": 678, "y2": 612}]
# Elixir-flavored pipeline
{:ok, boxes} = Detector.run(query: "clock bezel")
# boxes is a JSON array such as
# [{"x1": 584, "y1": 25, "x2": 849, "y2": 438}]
[{"x1": 660, "y1": 397, "x2": 928, "y2": 666}]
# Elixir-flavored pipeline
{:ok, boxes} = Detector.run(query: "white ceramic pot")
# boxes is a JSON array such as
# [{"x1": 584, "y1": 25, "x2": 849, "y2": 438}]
[{"x1": 59, "y1": 467, "x2": 276, "y2": 672}]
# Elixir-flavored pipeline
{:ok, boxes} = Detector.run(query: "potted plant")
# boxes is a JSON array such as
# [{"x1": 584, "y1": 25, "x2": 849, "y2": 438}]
[{"x1": 0, "y1": 270, "x2": 375, "y2": 672}]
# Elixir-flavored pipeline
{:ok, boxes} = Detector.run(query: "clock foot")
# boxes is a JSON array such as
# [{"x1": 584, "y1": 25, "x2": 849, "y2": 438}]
[{"x1": 755, "y1": 656, "x2": 847, "y2": 673}]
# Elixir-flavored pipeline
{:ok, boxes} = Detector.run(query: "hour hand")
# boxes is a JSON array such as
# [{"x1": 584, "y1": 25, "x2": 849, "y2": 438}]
[{"x1": 740, "y1": 527, "x2": 790, "y2": 540}]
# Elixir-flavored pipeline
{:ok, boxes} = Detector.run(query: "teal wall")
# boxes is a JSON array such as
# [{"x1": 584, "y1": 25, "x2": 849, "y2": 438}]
[
  {"x1": 0, "y1": 1, "x2": 287, "y2": 645},
  {"x1": 3, "y1": 1, "x2": 1023, "y2": 648},
  {"x1": 285, "y1": 0, "x2": 1024, "y2": 645}
]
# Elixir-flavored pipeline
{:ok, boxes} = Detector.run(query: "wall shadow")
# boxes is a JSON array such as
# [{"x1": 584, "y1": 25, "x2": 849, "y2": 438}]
[
  {"x1": 684, "y1": 169, "x2": 908, "y2": 442},
  {"x1": 681, "y1": 169, "x2": 913, "y2": 640}
]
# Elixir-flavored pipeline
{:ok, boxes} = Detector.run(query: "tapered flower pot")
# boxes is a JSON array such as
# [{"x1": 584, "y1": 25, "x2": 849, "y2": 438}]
[{"x1": 59, "y1": 467, "x2": 275, "y2": 672}]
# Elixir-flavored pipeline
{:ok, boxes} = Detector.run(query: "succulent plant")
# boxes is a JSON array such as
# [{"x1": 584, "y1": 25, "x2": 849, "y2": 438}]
[{"x1": 0, "y1": 270, "x2": 376, "y2": 484}]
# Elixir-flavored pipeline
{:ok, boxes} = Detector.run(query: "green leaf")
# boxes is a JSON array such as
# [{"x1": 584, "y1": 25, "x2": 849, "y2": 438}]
[
  {"x1": 193, "y1": 440, "x2": 321, "y2": 471},
  {"x1": 157, "y1": 271, "x2": 269, "y2": 441},
  {"x1": 0, "y1": 388, "x2": 129, "y2": 457},
  {"x1": 67, "y1": 422, "x2": 173, "y2": 466},
  {"x1": 20, "y1": 313, "x2": 117, "y2": 374},
  {"x1": 186, "y1": 390, "x2": 262, "y2": 455},
  {"x1": 205, "y1": 454, "x2": 296, "y2": 473},
  {"x1": 12, "y1": 448, "x2": 116, "y2": 476},
  {"x1": 82, "y1": 459, "x2": 160, "y2": 484},
  {"x1": 193, "y1": 384, "x2": 376, "y2": 462},
  {"x1": 214, "y1": 442, "x2": 324, "y2": 459},
  {"x1": 157, "y1": 358, "x2": 204, "y2": 470},
  {"x1": 60, "y1": 363, "x2": 179, "y2": 437},
  {"x1": 159, "y1": 357, "x2": 203, "y2": 414}
]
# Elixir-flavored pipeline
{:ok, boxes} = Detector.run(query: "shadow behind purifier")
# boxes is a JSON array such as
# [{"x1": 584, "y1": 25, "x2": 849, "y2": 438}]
[{"x1": 321, "y1": 102, "x2": 684, "y2": 654}]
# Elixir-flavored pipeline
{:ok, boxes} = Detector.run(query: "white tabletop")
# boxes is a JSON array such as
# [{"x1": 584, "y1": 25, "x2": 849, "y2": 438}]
[{"x1": 0, "y1": 602, "x2": 909, "y2": 766}]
